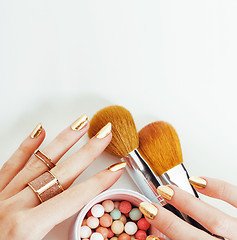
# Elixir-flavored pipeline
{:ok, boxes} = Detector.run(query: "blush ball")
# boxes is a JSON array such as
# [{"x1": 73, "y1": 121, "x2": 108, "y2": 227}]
[
  {"x1": 87, "y1": 216, "x2": 99, "y2": 229},
  {"x1": 125, "y1": 221, "x2": 138, "y2": 235},
  {"x1": 119, "y1": 201, "x2": 132, "y2": 214},
  {"x1": 111, "y1": 220, "x2": 124, "y2": 235},
  {"x1": 102, "y1": 200, "x2": 114, "y2": 212},
  {"x1": 129, "y1": 208, "x2": 142, "y2": 221},
  {"x1": 99, "y1": 213, "x2": 112, "y2": 227},
  {"x1": 80, "y1": 226, "x2": 92, "y2": 239},
  {"x1": 137, "y1": 218, "x2": 150, "y2": 231},
  {"x1": 91, "y1": 204, "x2": 104, "y2": 218}
]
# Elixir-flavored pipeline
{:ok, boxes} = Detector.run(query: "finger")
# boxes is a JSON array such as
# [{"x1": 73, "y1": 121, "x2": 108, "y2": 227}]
[
  {"x1": 0, "y1": 124, "x2": 45, "y2": 192},
  {"x1": 139, "y1": 202, "x2": 216, "y2": 240},
  {"x1": 28, "y1": 167, "x2": 124, "y2": 236},
  {"x1": 0, "y1": 114, "x2": 89, "y2": 198},
  {"x1": 12, "y1": 123, "x2": 112, "y2": 208},
  {"x1": 189, "y1": 176, "x2": 237, "y2": 208},
  {"x1": 157, "y1": 185, "x2": 237, "y2": 239}
]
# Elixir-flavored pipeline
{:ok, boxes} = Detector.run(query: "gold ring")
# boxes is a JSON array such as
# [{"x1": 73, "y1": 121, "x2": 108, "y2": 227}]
[
  {"x1": 34, "y1": 150, "x2": 56, "y2": 169},
  {"x1": 28, "y1": 171, "x2": 64, "y2": 203}
]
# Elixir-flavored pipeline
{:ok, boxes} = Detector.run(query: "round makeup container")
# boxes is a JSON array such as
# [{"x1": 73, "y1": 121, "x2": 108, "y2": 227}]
[{"x1": 69, "y1": 188, "x2": 168, "y2": 240}]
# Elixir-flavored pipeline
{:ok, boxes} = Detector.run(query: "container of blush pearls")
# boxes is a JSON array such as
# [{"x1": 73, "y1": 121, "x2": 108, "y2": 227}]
[{"x1": 68, "y1": 188, "x2": 168, "y2": 240}]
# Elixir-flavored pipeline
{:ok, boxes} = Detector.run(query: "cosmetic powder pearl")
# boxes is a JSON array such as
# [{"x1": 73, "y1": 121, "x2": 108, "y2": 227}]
[
  {"x1": 111, "y1": 220, "x2": 124, "y2": 235},
  {"x1": 137, "y1": 218, "x2": 150, "y2": 231},
  {"x1": 107, "y1": 228, "x2": 114, "y2": 238},
  {"x1": 119, "y1": 201, "x2": 132, "y2": 214},
  {"x1": 91, "y1": 204, "x2": 104, "y2": 218},
  {"x1": 130, "y1": 236, "x2": 136, "y2": 240},
  {"x1": 110, "y1": 208, "x2": 122, "y2": 220},
  {"x1": 102, "y1": 200, "x2": 114, "y2": 212},
  {"x1": 96, "y1": 226, "x2": 109, "y2": 239},
  {"x1": 100, "y1": 213, "x2": 113, "y2": 227},
  {"x1": 125, "y1": 222, "x2": 138, "y2": 235},
  {"x1": 90, "y1": 232, "x2": 104, "y2": 240},
  {"x1": 119, "y1": 214, "x2": 127, "y2": 225},
  {"x1": 129, "y1": 208, "x2": 142, "y2": 221},
  {"x1": 82, "y1": 219, "x2": 87, "y2": 226},
  {"x1": 80, "y1": 226, "x2": 92, "y2": 239},
  {"x1": 87, "y1": 216, "x2": 99, "y2": 229},
  {"x1": 111, "y1": 237, "x2": 118, "y2": 240},
  {"x1": 114, "y1": 201, "x2": 120, "y2": 209},
  {"x1": 146, "y1": 235, "x2": 160, "y2": 240},
  {"x1": 118, "y1": 233, "x2": 131, "y2": 240},
  {"x1": 135, "y1": 230, "x2": 147, "y2": 240}
]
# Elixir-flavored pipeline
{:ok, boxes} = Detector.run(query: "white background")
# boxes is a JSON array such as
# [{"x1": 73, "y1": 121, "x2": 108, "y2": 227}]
[{"x1": 0, "y1": 1, "x2": 237, "y2": 239}]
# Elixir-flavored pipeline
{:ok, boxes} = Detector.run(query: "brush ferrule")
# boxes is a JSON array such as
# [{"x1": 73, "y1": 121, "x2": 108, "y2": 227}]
[
  {"x1": 161, "y1": 164, "x2": 199, "y2": 198},
  {"x1": 121, "y1": 149, "x2": 167, "y2": 206}
]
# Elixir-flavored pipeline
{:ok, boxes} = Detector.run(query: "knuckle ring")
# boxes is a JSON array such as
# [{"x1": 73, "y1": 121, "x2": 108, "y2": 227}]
[
  {"x1": 34, "y1": 149, "x2": 56, "y2": 170},
  {"x1": 28, "y1": 171, "x2": 64, "y2": 202}
]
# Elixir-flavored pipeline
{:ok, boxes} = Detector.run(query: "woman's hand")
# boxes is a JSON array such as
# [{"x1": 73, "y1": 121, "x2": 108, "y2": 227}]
[
  {"x1": 0, "y1": 115, "x2": 124, "y2": 240},
  {"x1": 140, "y1": 177, "x2": 237, "y2": 240}
]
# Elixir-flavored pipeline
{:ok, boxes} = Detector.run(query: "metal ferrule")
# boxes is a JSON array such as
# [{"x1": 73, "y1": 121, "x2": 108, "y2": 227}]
[
  {"x1": 121, "y1": 149, "x2": 167, "y2": 206},
  {"x1": 160, "y1": 163, "x2": 199, "y2": 198}
]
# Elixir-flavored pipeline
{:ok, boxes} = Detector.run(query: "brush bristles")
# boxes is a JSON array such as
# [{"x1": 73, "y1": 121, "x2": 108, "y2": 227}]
[
  {"x1": 138, "y1": 121, "x2": 183, "y2": 175},
  {"x1": 88, "y1": 105, "x2": 139, "y2": 158}
]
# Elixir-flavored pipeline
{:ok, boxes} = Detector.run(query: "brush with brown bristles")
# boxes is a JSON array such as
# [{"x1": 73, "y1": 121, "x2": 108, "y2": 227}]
[
  {"x1": 88, "y1": 105, "x2": 197, "y2": 226},
  {"x1": 139, "y1": 121, "x2": 224, "y2": 239},
  {"x1": 138, "y1": 121, "x2": 198, "y2": 197}
]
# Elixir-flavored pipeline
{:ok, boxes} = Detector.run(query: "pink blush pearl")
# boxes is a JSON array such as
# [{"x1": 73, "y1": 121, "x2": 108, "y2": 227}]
[
  {"x1": 119, "y1": 201, "x2": 132, "y2": 214},
  {"x1": 107, "y1": 228, "x2": 114, "y2": 238},
  {"x1": 100, "y1": 213, "x2": 113, "y2": 227},
  {"x1": 87, "y1": 216, "x2": 99, "y2": 229},
  {"x1": 119, "y1": 214, "x2": 127, "y2": 225},
  {"x1": 102, "y1": 200, "x2": 114, "y2": 212},
  {"x1": 96, "y1": 226, "x2": 109, "y2": 239},
  {"x1": 111, "y1": 237, "x2": 118, "y2": 240},
  {"x1": 114, "y1": 201, "x2": 120, "y2": 209},
  {"x1": 118, "y1": 233, "x2": 131, "y2": 240}
]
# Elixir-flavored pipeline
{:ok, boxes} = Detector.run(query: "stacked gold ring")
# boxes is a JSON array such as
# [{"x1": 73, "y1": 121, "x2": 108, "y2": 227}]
[
  {"x1": 34, "y1": 150, "x2": 55, "y2": 169},
  {"x1": 28, "y1": 171, "x2": 64, "y2": 203}
]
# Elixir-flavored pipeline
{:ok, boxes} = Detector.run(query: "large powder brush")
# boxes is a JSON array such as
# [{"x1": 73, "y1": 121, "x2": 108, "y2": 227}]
[
  {"x1": 139, "y1": 121, "x2": 224, "y2": 239},
  {"x1": 138, "y1": 121, "x2": 198, "y2": 197}
]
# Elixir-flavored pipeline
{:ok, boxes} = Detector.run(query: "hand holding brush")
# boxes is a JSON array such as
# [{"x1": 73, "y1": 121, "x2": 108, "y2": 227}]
[{"x1": 139, "y1": 177, "x2": 237, "y2": 240}]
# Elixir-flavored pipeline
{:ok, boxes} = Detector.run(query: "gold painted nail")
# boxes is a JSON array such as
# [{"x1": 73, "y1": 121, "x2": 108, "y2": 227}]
[
  {"x1": 146, "y1": 236, "x2": 160, "y2": 240},
  {"x1": 189, "y1": 176, "x2": 207, "y2": 189},
  {"x1": 139, "y1": 202, "x2": 158, "y2": 220},
  {"x1": 108, "y1": 162, "x2": 126, "y2": 172},
  {"x1": 30, "y1": 123, "x2": 42, "y2": 138},
  {"x1": 71, "y1": 114, "x2": 88, "y2": 131},
  {"x1": 95, "y1": 122, "x2": 112, "y2": 139},
  {"x1": 157, "y1": 186, "x2": 174, "y2": 201}
]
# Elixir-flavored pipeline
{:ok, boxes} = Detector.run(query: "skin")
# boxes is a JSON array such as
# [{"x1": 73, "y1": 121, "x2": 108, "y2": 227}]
[
  {"x1": 146, "y1": 181, "x2": 237, "y2": 240},
  {"x1": 0, "y1": 119, "x2": 123, "y2": 239}
]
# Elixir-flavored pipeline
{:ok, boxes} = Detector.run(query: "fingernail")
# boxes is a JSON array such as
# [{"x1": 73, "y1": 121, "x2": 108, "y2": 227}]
[
  {"x1": 157, "y1": 186, "x2": 174, "y2": 200},
  {"x1": 189, "y1": 176, "x2": 207, "y2": 189},
  {"x1": 146, "y1": 236, "x2": 160, "y2": 240},
  {"x1": 71, "y1": 114, "x2": 88, "y2": 131},
  {"x1": 139, "y1": 202, "x2": 158, "y2": 220},
  {"x1": 108, "y1": 162, "x2": 126, "y2": 172},
  {"x1": 30, "y1": 123, "x2": 42, "y2": 138},
  {"x1": 95, "y1": 122, "x2": 112, "y2": 139}
]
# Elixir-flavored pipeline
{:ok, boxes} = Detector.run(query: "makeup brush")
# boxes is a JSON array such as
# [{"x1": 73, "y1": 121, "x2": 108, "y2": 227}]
[
  {"x1": 88, "y1": 106, "x2": 194, "y2": 224},
  {"x1": 138, "y1": 121, "x2": 198, "y2": 197},
  {"x1": 139, "y1": 121, "x2": 224, "y2": 239}
]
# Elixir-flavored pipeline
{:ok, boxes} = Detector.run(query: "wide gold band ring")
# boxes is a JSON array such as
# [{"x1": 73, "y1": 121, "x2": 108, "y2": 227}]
[
  {"x1": 28, "y1": 171, "x2": 64, "y2": 203},
  {"x1": 34, "y1": 150, "x2": 56, "y2": 170}
]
